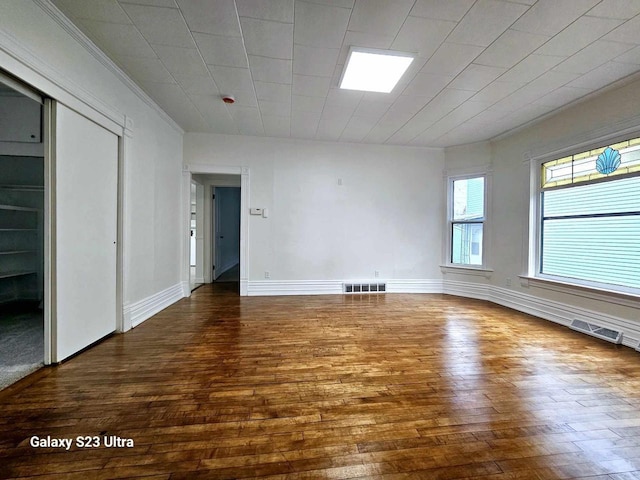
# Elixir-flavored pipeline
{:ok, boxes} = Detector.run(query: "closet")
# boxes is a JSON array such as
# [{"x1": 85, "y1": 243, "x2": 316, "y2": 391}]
[{"x1": 0, "y1": 81, "x2": 44, "y2": 389}]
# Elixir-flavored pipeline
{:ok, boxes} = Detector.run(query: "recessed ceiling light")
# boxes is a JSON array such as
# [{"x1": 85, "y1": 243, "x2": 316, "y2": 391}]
[{"x1": 340, "y1": 48, "x2": 414, "y2": 93}]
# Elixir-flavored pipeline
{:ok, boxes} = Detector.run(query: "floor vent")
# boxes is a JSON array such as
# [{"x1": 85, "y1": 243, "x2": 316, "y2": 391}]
[
  {"x1": 570, "y1": 319, "x2": 623, "y2": 344},
  {"x1": 343, "y1": 282, "x2": 386, "y2": 294}
]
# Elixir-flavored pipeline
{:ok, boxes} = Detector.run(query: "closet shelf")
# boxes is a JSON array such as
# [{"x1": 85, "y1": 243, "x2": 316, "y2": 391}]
[
  {"x1": 0, "y1": 270, "x2": 37, "y2": 279},
  {"x1": 0, "y1": 250, "x2": 36, "y2": 255},
  {"x1": 0, "y1": 185, "x2": 44, "y2": 191},
  {"x1": 0, "y1": 204, "x2": 39, "y2": 212}
]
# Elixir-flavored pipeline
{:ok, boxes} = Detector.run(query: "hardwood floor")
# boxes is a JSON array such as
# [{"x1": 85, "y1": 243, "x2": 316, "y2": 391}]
[{"x1": 1, "y1": 286, "x2": 640, "y2": 479}]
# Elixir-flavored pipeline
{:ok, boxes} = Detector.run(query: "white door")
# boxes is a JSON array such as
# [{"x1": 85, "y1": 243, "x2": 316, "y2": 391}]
[{"x1": 54, "y1": 103, "x2": 118, "y2": 361}]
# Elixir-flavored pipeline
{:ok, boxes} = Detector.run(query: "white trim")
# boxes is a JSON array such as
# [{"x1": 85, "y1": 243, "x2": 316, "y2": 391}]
[
  {"x1": 124, "y1": 283, "x2": 185, "y2": 328},
  {"x1": 443, "y1": 279, "x2": 491, "y2": 300},
  {"x1": 440, "y1": 265, "x2": 493, "y2": 278},
  {"x1": 32, "y1": 0, "x2": 183, "y2": 134},
  {"x1": 185, "y1": 164, "x2": 250, "y2": 296},
  {"x1": 247, "y1": 279, "x2": 443, "y2": 296},
  {"x1": 519, "y1": 275, "x2": 640, "y2": 309},
  {"x1": 386, "y1": 279, "x2": 443, "y2": 293}
]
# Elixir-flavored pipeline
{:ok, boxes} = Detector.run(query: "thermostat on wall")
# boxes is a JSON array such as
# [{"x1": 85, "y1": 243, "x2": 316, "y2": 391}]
[{"x1": 250, "y1": 208, "x2": 263, "y2": 215}]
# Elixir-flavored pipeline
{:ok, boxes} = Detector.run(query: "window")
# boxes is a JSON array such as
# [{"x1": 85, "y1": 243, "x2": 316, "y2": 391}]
[
  {"x1": 538, "y1": 136, "x2": 640, "y2": 293},
  {"x1": 450, "y1": 176, "x2": 485, "y2": 266}
]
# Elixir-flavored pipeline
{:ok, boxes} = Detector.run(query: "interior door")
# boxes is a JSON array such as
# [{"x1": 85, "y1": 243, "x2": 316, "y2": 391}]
[
  {"x1": 214, "y1": 187, "x2": 240, "y2": 279},
  {"x1": 54, "y1": 103, "x2": 118, "y2": 361}
]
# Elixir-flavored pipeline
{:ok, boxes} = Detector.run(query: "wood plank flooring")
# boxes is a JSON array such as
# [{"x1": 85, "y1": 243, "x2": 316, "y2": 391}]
[{"x1": 1, "y1": 285, "x2": 640, "y2": 479}]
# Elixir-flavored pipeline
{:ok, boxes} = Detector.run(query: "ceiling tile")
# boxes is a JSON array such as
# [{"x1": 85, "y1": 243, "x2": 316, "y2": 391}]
[
  {"x1": 236, "y1": 0, "x2": 294, "y2": 22},
  {"x1": 602, "y1": 14, "x2": 640, "y2": 44},
  {"x1": 402, "y1": 72, "x2": 454, "y2": 97},
  {"x1": 292, "y1": 94, "x2": 326, "y2": 113},
  {"x1": 615, "y1": 45, "x2": 640, "y2": 64},
  {"x1": 448, "y1": 64, "x2": 506, "y2": 91},
  {"x1": 153, "y1": 45, "x2": 209, "y2": 75},
  {"x1": 209, "y1": 66, "x2": 254, "y2": 93},
  {"x1": 193, "y1": 33, "x2": 248, "y2": 68},
  {"x1": 78, "y1": 20, "x2": 157, "y2": 57},
  {"x1": 348, "y1": 0, "x2": 415, "y2": 36},
  {"x1": 54, "y1": 0, "x2": 131, "y2": 23},
  {"x1": 390, "y1": 16, "x2": 456, "y2": 58},
  {"x1": 491, "y1": 70, "x2": 579, "y2": 112},
  {"x1": 447, "y1": 0, "x2": 529, "y2": 47},
  {"x1": 254, "y1": 81, "x2": 291, "y2": 102},
  {"x1": 421, "y1": 43, "x2": 484, "y2": 77},
  {"x1": 470, "y1": 81, "x2": 526, "y2": 103},
  {"x1": 173, "y1": 74, "x2": 219, "y2": 95},
  {"x1": 294, "y1": 1, "x2": 351, "y2": 49},
  {"x1": 353, "y1": 100, "x2": 392, "y2": 119},
  {"x1": 119, "y1": 0, "x2": 177, "y2": 6},
  {"x1": 553, "y1": 40, "x2": 635, "y2": 74},
  {"x1": 587, "y1": 0, "x2": 640, "y2": 20},
  {"x1": 248, "y1": 55, "x2": 292, "y2": 83},
  {"x1": 176, "y1": 0, "x2": 241, "y2": 37},
  {"x1": 229, "y1": 90, "x2": 259, "y2": 107},
  {"x1": 537, "y1": 16, "x2": 624, "y2": 56},
  {"x1": 290, "y1": 110, "x2": 321, "y2": 138},
  {"x1": 498, "y1": 54, "x2": 566, "y2": 84},
  {"x1": 315, "y1": 106, "x2": 353, "y2": 140},
  {"x1": 325, "y1": 88, "x2": 363, "y2": 110},
  {"x1": 292, "y1": 74, "x2": 332, "y2": 97},
  {"x1": 240, "y1": 18, "x2": 293, "y2": 59},
  {"x1": 475, "y1": 29, "x2": 550, "y2": 69},
  {"x1": 258, "y1": 99, "x2": 291, "y2": 117},
  {"x1": 511, "y1": 0, "x2": 600, "y2": 36},
  {"x1": 262, "y1": 115, "x2": 291, "y2": 137},
  {"x1": 115, "y1": 55, "x2": 175, "y2": 84},
  {"x1": 300, "y1": 0, "x2": 354, "y2": 7},
  {"x1": 293, "y1": 45, "x2": 339, "y2": 77},
  {"x1": 532, "y1": 86, "x2": 592, "y2": 107},
  {"x1": 340, "y1": 115, "x2": 378, "y2": 142},
  {"x1": 120, "y1": 3, "x2": 194, "y2": 48},
  {"x1": 337, "y1": 31, "x2": 394, "y2": 64},
  {"x1": 142, "y1": 81, "x2": 209, "y2": 130},
  {"x1": 409, "y1": 0, "x2": 474, "y2": 22},
  {"x1": 229, "y1": 106, "x2": 265, "y2": 135},
  {"x1": 568, "y1": 60, "x2": 640, "y2": 89},
  {"x1": 188, "y1": 93, "x2": 238, "y2": 134}
]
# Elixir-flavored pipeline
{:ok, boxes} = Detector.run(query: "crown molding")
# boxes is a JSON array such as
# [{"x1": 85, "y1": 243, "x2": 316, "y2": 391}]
[{"x1": 33, "y1": 0, "x2": 183, "y2": 135}]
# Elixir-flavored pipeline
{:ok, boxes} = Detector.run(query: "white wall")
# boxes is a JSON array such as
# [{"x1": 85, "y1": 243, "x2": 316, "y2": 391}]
[
  {"x1": 0, "y1": 1, "x2": 184, "y2": 325},
  {"x1": 444, "y1": 75, "x2": 640, "y2": 343},
  {"x1": 185, "y1": 134, "x2": 444, "y2": 283}
]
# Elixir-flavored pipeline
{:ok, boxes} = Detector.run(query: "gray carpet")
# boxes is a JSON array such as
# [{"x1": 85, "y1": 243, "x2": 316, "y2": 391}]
[
  {"x1": 216, "y1": 263, "x2": 239, "y2": 282},
  {"x1": 0, "y1": 311, "x2": 43, "y2": 390}
]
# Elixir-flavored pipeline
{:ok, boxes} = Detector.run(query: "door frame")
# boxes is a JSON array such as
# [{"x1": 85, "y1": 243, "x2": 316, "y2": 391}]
[{"x1": 183, "y1": 165, "x2": 249, "y2": 296}]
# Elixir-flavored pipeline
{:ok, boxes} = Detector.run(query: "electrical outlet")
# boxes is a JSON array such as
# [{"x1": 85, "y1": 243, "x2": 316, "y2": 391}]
[
  {"x1": 374, "y1": 270, "x2": 379, "y2": 278},
  {"x1": 506, "y1": 277, "x2": 512, "y2": 287},
  {"x1": 264, "y1": 271, "x2": 270, "y2": 279}
]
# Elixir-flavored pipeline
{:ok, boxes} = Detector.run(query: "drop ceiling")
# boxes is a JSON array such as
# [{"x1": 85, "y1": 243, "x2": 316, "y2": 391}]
[{"x1": 52, "y1": 0, "x2": 640, "y2": 147}]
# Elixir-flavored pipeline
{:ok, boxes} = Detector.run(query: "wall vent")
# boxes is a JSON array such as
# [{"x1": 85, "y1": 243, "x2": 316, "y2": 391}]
[
  {"x1": 343, "y1": 282, "x2": 386, "y2": 294},
  {"x1": 570, "y1": 319, "x2": 623, "y2": 344}
]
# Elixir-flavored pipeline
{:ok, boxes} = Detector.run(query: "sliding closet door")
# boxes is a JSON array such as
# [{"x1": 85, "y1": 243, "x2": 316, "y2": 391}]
[{"x1": 54, "y1": 103, "x2": 118, "y2": 361}]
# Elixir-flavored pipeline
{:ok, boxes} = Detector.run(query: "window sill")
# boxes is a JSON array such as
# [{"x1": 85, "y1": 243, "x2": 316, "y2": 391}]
[
  {"x1": 519, "y1": 275, "x2": 640, "y2": 309},
  {"x1": 441, "y1": 265, "x2": 493, "y2": 278}
]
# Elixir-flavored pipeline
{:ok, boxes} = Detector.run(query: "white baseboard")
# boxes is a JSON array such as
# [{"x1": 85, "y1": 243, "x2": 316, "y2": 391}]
[
  {"x1": 248, "y1": 280, "x2": 343, "y2": 296},
  {"x1": 124, "y1": 283, "x2": 186, "y2": 328},
  {"x1": 247, "y1": 279, "x2": 443, "y2": 296},
  {"x1": 444, "y1": 279, "x2": 640, "y2": 350},
  {"x1": 386, "y1": 279, "x2": 443, "y2": 293},
  {"x1": 193, "y1": 277, "x2": 204, "y2": 285}
]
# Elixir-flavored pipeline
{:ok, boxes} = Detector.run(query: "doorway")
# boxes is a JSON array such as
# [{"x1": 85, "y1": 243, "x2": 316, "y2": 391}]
[
  {"x1": 0, "y1": 80, "x2": 44, "y2": 389},
  {"x1": 213, "y1": 186, "x2": 241, "y2": 284},
  {"x1": 187, "y1": 169, "x2": 246, "y2": 296}
]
